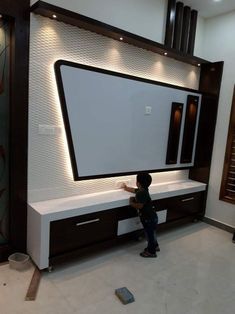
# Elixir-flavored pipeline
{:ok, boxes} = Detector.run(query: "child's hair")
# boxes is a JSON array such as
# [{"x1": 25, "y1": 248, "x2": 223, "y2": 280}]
[{"x1": 137, "y1": 172, "x2": 152, "y2": 189}]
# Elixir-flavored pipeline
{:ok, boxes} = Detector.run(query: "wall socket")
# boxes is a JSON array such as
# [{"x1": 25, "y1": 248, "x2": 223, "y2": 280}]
[{"x1": 145, "y1": 106, "x2": 152, "y2": 115}]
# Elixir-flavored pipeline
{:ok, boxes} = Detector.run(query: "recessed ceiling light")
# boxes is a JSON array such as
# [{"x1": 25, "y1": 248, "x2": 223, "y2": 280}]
[
  {"x1": 52, "y1": 14, "x2": 57, "y2": 19},
  {"x1": 164, "y1": 52, "x2": 168, "y2": 56},
  {"x1": 198, "y1": 63, "x2": 201, "y2": 67},
  {"x1": 119, "y1": 37, "x2": 123, "y2": 41}
]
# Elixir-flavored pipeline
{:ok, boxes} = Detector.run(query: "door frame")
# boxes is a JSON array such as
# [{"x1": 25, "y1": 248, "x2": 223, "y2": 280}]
[{"x1": 0, "y1": 0, "x2": 30, "y2": 261}]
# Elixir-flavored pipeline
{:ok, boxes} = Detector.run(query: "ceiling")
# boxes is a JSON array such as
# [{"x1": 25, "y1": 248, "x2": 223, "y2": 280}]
[{"x1": 182, "y1": 0, "x2": 235, "y2": 18}]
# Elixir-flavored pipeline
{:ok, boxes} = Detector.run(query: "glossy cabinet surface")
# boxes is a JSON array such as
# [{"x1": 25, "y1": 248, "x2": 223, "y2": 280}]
[
  {"x1": 50, "y1": 209, "x2": 117, "y2": 257},
  {"x1": 153, "y1": 192, "x2": 203, "y2": 222},
  {"x1": 49, "y1": 191, "x2": 204, "y2": 264}
]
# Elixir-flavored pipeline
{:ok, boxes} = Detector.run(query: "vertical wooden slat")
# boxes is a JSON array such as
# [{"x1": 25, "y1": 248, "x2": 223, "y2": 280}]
[
  {"x1": 187, "y1": 9, "x2": 198, "y2": 55},
  {"x1": 180, "y1": 6, "x2": 191, "y2": 53},
  {"x1": 164, "y1": 0, "x2": 176, "y2": 48},
  {"x1": 173, "y1": 2, "x2": 184, "y2": 50}
]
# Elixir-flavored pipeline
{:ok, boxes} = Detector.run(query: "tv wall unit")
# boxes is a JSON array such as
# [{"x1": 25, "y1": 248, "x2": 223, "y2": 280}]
[{"x1": 27, "y1": 2, "x2": 224, "y2": 269}]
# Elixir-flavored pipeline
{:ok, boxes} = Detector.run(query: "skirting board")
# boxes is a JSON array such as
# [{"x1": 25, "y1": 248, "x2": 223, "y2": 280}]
[{"x1": 203, "y1": 216, "x2": 234, "y2": 233}]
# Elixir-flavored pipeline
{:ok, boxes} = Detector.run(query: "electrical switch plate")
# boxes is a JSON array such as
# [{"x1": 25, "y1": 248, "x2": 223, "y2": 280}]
[
  {"x1": 38, "y1": 125, "x2": 61, "y2": 136},
  {"x1": 145, "y1": 106, "x2": 152, "y2": 115}
]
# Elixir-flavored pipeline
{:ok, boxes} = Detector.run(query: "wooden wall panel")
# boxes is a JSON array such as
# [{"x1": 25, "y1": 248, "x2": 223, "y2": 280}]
[{"x1": 0, "y1": 0, "x2": 30, "y2": 260}]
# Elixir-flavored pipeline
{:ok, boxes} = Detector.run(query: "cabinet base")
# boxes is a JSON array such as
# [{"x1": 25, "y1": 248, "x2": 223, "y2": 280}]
[{"x1": 48, "y1": 217, "x2": 202, "y2": 269}]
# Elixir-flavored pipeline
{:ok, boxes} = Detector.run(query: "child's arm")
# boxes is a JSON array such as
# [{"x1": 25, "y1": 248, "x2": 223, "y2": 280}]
[
  {"x1": 129, "y1": 197, "x2": 144, "y2": 210},
  {"x1": 122, "y1": 184, "x2": 144, "y2": 210},
  {"x1": 122, "y1": 183, "x2": 135, "y2": 194}
]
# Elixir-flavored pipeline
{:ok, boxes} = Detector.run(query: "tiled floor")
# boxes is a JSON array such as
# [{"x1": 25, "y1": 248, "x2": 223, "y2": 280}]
[{"x1": 0, "y1": 222, "x2": 235, "y2": 314}]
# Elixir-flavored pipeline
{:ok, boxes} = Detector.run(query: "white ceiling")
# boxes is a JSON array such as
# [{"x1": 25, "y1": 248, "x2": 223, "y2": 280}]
[{"x1": 182, "y1": 0, "x2": 235, "y2": 18}]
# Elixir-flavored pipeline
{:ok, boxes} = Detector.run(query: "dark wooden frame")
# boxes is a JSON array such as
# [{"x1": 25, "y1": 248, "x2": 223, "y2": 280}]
[
  {"x1": 55, "y1": 60, "x2": 202, "y2": 181},
  {"x1": 166, "y1": 102, "x2": 184, "y2": 164},
  {"x1": 180, "y1": 95, "x2": 199, "y2": 163},
  {"x1": 31, "y1": 0, "x2": 208, "y2": 67},
  {"x1": 220, "y1": 86, "x2": 235, "y2": 204},
  {"x1": 0, "y1": 0, "x2": 30, "y2": 261}
]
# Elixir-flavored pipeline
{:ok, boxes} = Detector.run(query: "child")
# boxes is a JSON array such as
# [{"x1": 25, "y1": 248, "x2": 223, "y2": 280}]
[{"x1": 122, "y1": 172, "x2": 159, "y2": 257}]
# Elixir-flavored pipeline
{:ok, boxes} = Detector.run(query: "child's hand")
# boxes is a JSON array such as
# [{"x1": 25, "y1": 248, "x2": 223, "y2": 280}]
[{"x1": 121, "y1": 183, "x2": 127, "y2": 190}]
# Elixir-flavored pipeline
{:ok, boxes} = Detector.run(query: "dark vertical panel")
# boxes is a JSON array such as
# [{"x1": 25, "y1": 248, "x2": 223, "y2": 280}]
[
  {"x1": 192, "y1": 95, "x2": 218, "y2": 169},
  {"x1": 166, "y1": 102, "x2": 183, "y2": 164},
  {"x1": 0, "y1": 0, "x2": 30, "y2": 259},
  {"x1": 0, "y1": 17, "x2": 10, "y2": 248},
  {"x1": 164, "y1": 0, "x2": 176, "y2": 48},
  {"x1": 180, "y1": 6, "x2": 191, "y2": 53},
  {"x1": 180, "y1": 95, "x2": 199, "y2": 163},
  {"x1": 189, "y1": 62, "x2": 224, "y2": 184},
  {"x1": 187, "y1": 9, "x2": 198, "y2": 55},
  {"x1": 199, "y1": 61, "x2": 224, "y2": 95},
  {"x1": 173, "y1": 2, "x2": 183, "y2": 50}
]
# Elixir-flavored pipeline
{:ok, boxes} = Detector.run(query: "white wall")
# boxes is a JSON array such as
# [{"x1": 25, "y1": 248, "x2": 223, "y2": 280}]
[
  {"x1": 193, "y1": 15, "x2": 205, "y2": 59},
  {"x1": 200, "y1": 11, "x2": 235, "y2": 227},
  {"x1": 28, "y1": 11, "x2": 199, "y2": 202},
  {"x1": 31, "y1": 0, "x2": 167, "y2": 43}
]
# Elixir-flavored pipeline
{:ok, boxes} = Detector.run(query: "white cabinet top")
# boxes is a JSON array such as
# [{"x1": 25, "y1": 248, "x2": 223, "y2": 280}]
[{"x1": 28, "y1": 180, "x2": 206, "y2": 221}]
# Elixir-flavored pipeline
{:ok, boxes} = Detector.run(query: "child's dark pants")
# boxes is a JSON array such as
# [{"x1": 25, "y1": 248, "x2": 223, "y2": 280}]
[{"x1": 141, "y1": 215, "x2": 158, "y2": 254}]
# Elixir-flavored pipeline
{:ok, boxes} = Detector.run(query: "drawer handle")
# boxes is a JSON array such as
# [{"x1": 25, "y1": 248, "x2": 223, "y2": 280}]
[
  {"x1": 181, "y1": 197, "x2": 194, "y2": 202},
  {"x1": 75, "y1": 218, "x2": 100, "y2": 226}
]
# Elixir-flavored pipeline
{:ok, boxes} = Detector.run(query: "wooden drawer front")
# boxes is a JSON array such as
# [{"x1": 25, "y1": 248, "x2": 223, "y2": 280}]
[
  {"x1": 50, "y1": 210, "x2": 117, "y2": 257},
  {"x1": 153, "y1": 192, "x2": 203, "y2": 222}
]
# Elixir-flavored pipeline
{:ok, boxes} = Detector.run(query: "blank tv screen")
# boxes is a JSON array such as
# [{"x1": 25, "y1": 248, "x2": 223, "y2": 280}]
[{"x1": 55, "y1": 60, "x2": 201, "y2": 180}]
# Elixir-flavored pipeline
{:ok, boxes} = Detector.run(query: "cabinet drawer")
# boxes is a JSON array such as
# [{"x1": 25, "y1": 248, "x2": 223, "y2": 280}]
[
  {"x1": 153, "y1": 192, "x2": 203, "y2": 222},
  {"x1": 117, "y1": 210, "x2": 167, "y2": 236},
  {"x1": 50, "y1": 209, "x2": 117, "y2": 257},
  {"x1": 117, "y1": 217, "x2": 142, "y2": 236}
]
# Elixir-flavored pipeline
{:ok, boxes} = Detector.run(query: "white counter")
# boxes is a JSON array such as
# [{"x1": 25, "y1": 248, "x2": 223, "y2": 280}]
[{"x1": 27, "y1": 179, "x2": 206, "y2": 269}]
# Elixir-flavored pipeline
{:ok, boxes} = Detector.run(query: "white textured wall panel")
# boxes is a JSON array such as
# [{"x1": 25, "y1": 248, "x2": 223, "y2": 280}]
[
  {"x1": 29, "y1": 14, "x2": 200, "y2": 202},
  {"x1": 31, "y1": 0, "x2": 166, "y2": 43}
]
